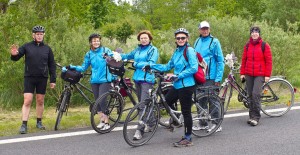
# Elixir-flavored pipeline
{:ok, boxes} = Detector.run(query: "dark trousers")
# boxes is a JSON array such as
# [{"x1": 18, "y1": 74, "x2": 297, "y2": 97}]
[
  {"x1": 165, "y1": 85, "x2": 196, "y2": 136},
  {"x1": 91, "y1": 83, "x2": 112, "y2": 112},
  {"x1": 245, "y1": 75, "x2": 264, "y2": 121},
  {"x1": 135, "y1": 82, "x2": 155, "y2": 130}
]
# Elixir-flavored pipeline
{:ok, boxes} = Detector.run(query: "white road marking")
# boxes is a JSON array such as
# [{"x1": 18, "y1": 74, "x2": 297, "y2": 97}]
[{"x1": 1, "y1": 106, "x2": 299, "y2": 145}]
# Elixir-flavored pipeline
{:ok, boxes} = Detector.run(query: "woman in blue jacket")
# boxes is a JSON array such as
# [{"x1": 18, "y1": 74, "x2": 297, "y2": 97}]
[
  {"x1": 70, "y1": 33, "x2": 114, "y2": 130},
  {"x1": 149, "y1": 28, "x2": 198, "y2": 147},
  {"x1": 120, "y1": 30, "x2": 159, "y2": 140}
]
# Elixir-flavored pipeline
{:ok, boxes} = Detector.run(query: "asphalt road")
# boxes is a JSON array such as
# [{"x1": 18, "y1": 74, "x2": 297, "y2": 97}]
[{"x1": 1, "y1": 107, "x2": 300, "y2": 155}]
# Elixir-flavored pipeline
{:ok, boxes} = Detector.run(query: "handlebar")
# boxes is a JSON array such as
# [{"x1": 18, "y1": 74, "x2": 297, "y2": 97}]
[{"x1": 56, "y1": 63, "x2": 91, "y2": 76}]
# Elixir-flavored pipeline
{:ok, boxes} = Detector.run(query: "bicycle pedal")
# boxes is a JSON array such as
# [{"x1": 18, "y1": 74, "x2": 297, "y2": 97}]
[{"x1": 166, "y1": 125, "x2": 175, "y2": 132}]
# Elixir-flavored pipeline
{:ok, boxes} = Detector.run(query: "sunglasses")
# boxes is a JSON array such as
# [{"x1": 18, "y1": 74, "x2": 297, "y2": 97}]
[{"x1": 176, "y1": 37, "x2": 187, "y2": 40}]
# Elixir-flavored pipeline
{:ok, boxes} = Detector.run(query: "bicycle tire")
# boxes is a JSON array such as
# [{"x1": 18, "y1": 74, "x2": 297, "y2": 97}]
[
  {"x1": 158, "y1": 85, "x2": 175, "y2": 127},
  {"x1": 260, "y1": 78, "x2": 294, "y2": 117},
  {"x1": 219, "y1": 84, "x2": 232, "y2": 114},
  {"x1": 192, "y1": 93, "x2": 224, "y2": 137},
  {"x1": 119, "y1": 86, "x2": 138, "y2": 124},
  {"x1": 90, "y1": 91, "x2": 124, "y2": 134},
  {"x1": 54, "y1": 91, "x2": 70, "y2": 131},
  {"x1": 123, "y1": 100, "x2": 159, "y2": 147}
]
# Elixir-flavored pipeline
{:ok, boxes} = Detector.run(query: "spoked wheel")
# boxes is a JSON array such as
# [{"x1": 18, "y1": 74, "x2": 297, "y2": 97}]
[
  {"x1": 219, "y1": 84, "x2": 232, "y2": 114},
  {"x1": 54, "y1": 91, "x2": 70, "y2": 131},
  {"x1": 90, "y1": 92, "x2": 124, "y2": 134},
  {"x1": 123, "y1": 100, "x2": 159, "y2": 147},
  {"x1": 119, "y1": 86, "x2": 139, "y2": 124},
  {"x1": 260, "y1": 78, "x2": 294, "y2": 117},
  {"x1": 192, "y1": 93, "x2": 224, "y2": 137}
]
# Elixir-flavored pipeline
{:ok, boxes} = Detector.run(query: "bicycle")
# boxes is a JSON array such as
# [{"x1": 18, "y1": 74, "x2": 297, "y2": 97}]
[
  {"x1": 90, "y1": 59, "x2": 139, "y2": 134},
  {"x1": 219, "y1": 52, "x2": 295, "y2": 117},
  {"x1": 55, "y1": 63, "x2": 94, "y2": 131},
  {"x1": 123, "y1": 70, "x2": 223, "y2": 147}
]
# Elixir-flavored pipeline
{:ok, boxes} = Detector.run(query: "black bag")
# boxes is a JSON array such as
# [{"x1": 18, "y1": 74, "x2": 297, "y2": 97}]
[
  {"x1": 106, "y1": 58, "x2": 125, "y2": 76},
  {"x1": 61, "y1": 69, "x2": 82, "y2": 84}
]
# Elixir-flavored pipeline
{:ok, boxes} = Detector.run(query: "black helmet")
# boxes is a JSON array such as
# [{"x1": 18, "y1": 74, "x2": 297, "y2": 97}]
[
  {"x1": 32, "y1": 25, "x2": 45, "y2": 33},
  {"x1": 88, "y1": 33, "x2": 101, "y2": 42},
  {"x1": 174, "y1": 28, "x2": 189, "y2": 36}
]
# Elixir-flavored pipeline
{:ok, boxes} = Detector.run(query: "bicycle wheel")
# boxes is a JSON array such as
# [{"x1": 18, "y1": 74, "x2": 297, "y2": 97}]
[
  {"x1": 123, "y1": 100, "x2": 160, "y2": 147},
  {"x1": 192, "y1": 93, "x2": 224, "y2": 137},
  {"x1": 158, "y1": 85, "x2": 175, "y2": 127},
  {"x1": 90, "y1": 91, "x2": 123, "y2": 134},
  {"x1": 54, "y1": 91, "x2": 71, "y2": 131},
  {"x1": 219, "y1": 84, "x2": 232, "y2": 113},
  {"x1": 119, "y1": 86, "x2": 138, "y2": 123},
  {"x1": 260, "y1": 78, "x2": 294, "y2": 117}
]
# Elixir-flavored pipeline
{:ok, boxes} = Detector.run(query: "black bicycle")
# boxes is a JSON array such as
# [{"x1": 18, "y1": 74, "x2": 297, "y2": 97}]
[
  {"x1": 90, "y1": 59, "x2": 139, "y2": 134},
  {"x1": 123, "y1": 70, "x2": 224, "y2": 147},
  {"x1": 55, "y1": 63, "x2": 94, "y2": 131}
]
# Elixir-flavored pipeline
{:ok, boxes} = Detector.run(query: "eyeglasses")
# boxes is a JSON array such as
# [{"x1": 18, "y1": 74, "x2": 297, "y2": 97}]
[{"x1": 176, "y1": 37, "x2": 186, "y2": 40}]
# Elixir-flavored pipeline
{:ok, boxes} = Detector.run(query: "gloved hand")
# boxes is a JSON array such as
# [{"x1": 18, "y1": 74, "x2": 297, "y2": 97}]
[
  {"x1": 62, "y1": 66, "x2": 67, "y2": 72},
  {"x1": 112, "y1": 51, "x2": 122, "y2": 62},
  {"x1": 142, "y1": 65, "x2": 151, "y2": 72},
  {"x1": 168, "y1": 75, "x2": 178, "y2": 82}
]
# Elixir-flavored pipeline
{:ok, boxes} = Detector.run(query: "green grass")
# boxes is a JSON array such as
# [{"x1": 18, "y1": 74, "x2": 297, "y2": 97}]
[{"x1": 0, "y1": 106, "x2": 91, "y2": 137}]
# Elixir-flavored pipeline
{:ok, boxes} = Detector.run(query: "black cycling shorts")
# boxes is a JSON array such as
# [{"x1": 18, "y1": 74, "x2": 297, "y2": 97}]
[{"x1": 24, "y1": 77, "x2": 48, "y2": 94}]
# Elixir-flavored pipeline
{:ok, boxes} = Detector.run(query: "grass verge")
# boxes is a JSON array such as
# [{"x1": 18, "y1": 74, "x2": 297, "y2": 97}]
[{"x1": 0, "y1": 106, "x2": 91, "y2": 137}]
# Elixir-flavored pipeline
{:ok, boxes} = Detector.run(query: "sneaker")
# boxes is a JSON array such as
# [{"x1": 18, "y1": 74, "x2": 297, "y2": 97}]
[
  {"x1": 36, "y1": 121, "x2": 46, "y2": 130},
  {"x1": 207, "y1": 124, "x2": 222, "y2": 133},
  {"x1": 247, "y1": 119, "x2": 253, "y2": 124},
  {"x1": 133, "y1": 130, "x2": 142, "y2": 140},
  {"x1": 19, "y1": 124, "x2": 27, "y2": 134},
  {"x1": 250, "y1": 120, "x2": 259, "y2": 126},
  {"x1": 100, "y1": 124, "x2": 110, "y2": 130},
  {"x1": 97, "y1": 122, "x2": 105, "y2": 129},
  {"x1": 173, "y1": 137, "x2": 193, "y2": 147},
  {"x1": 192, "y1": 124, "x2": 209, "y2": 131}
]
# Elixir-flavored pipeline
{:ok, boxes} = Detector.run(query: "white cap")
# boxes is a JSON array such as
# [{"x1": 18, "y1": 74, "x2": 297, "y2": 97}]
[{"x1": 199, "y1": 21, "x2": 210, "y2": 29}]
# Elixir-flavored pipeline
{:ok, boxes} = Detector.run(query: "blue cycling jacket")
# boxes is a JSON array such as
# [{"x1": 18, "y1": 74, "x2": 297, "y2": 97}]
[
  {"x1": 121, "y1": 44, "x2": 159, "y2": 84},
  {"x1": 194, "y1": 35, "x2": 224, "y2": 82},
  {"x1": 73, "y1": 46, "x2": 114, "y2": 84},
  {"x1": 151, "y1": 45, "x2": 198, "y2": 89}
]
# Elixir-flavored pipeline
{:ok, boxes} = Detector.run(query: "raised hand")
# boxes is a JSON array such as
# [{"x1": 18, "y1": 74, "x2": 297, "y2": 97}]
[{"x1": 10, "y1": 44, "x2": 19, "y2": 55}]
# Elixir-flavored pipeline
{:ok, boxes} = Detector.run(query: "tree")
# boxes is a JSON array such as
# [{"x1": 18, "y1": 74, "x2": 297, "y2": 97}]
[{"x1": 116, "y1": 21, "x2": 134, "y2": 43}]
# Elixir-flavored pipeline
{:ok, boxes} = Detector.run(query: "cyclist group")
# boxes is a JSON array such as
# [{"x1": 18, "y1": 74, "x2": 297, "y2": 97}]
[{"x1": 10, "y1": 21, "x2": 272, "y2": 147}]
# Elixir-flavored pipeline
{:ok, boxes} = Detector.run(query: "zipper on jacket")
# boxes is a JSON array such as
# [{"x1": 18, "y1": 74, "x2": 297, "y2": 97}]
[{"x1": 252, "y1": 45, "x2": 255, "y2": 76}]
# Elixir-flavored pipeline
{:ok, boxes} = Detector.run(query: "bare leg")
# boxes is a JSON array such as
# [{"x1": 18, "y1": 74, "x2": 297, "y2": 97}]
[
  {"x1": 36, "y1": 94, "x2": 45, "y2": 119},
  {"x1": 22, "y1": 93, "x2": 34, "y2": 121}
]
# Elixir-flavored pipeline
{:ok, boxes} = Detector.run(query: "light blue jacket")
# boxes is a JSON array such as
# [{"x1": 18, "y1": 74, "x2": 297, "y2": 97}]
[
  {"x1": 151, "y1": 45, "x2": 198, "y2": 89},
  {"x1": 121, "y1": 44, "x2": 159, "y2": 84},
  {"x1": 73, "y1": 46, "x2": 114, "y2": 84},
  {"x1": 194, "y1": 35, "x2": 224, "y2": 82}
]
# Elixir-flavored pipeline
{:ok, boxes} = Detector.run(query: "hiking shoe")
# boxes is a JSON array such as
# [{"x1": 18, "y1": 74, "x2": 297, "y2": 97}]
[
  {"x1": 207, "y1": 124, "x2": 222, "y2": 133},
  {"x1": 192, "y1": 124, "x2": 209, "y2": 131},
  {"x1": 100, "y1": 124, "x2": 110, "y2": 130},
  {"x1": 173, "y1": 137, "x2": 193, "y2": 147},
  {"x1": 97, "y1": 122, "x2": 105, "y2": 129},
  {"x1": 250, "y1": 120, "x2": 259, "y2": 126},
  {"x1": 19, "y1": 124, "x2": 27, "y2": 134},
  {"x1": 133, "y1": 130, "x2": 143, "y2": 140},
  {"x1": 36, "y1": 121, "x2": 46, "y2": 130},
  {"x1": 247, "y1": 119, "x2": 253, "y2": 124}
]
